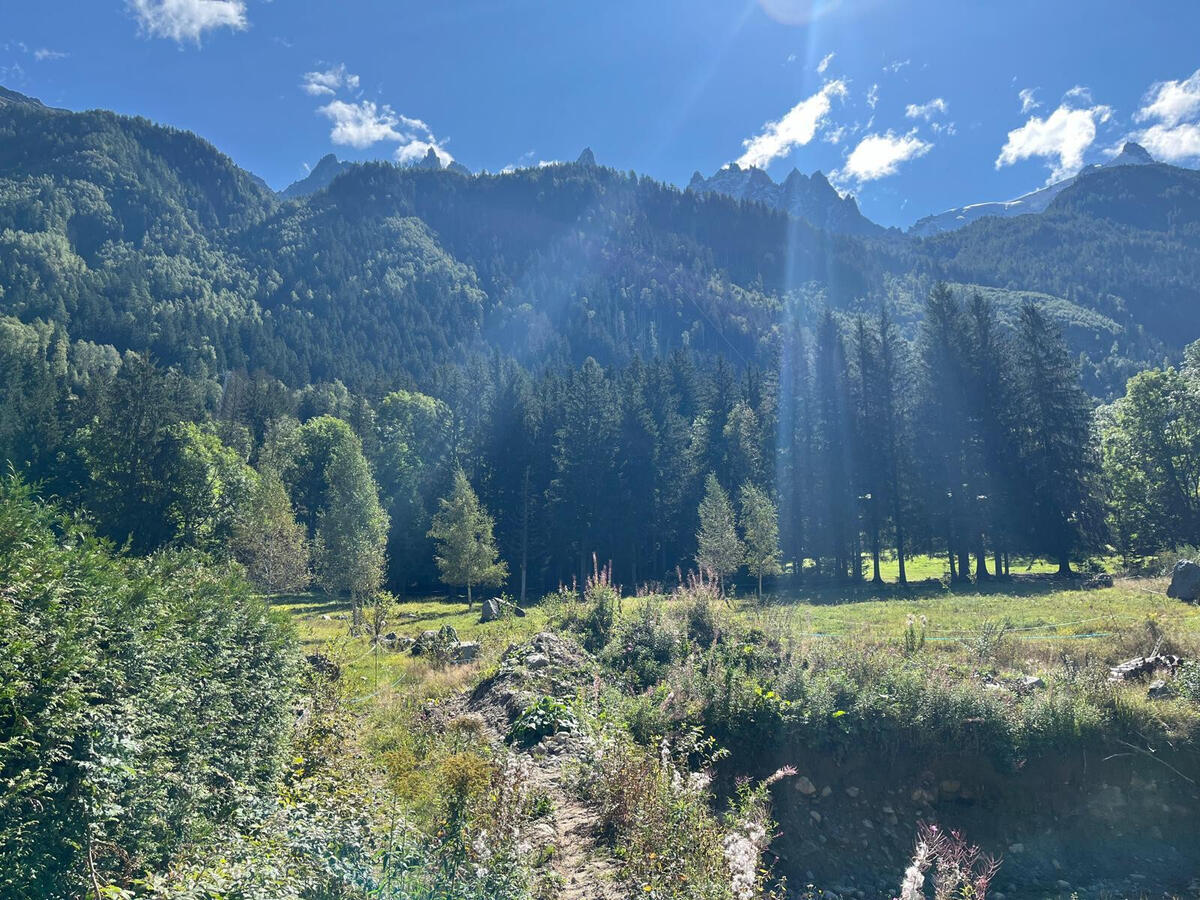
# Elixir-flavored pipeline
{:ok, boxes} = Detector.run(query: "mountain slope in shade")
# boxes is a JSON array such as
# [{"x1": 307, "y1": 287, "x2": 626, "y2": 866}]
[
  {"x1": 281, "y1": 153, "x2": 354, "y2": 199},
  {"x1": 909, "y1": 142, "x2": 1157, "y2": 236},
  {"x1": 687, "y1": 163, "x2": 885, "y2": 236},
  {"x1": 282, "y1": 150, "x2": 472, "y2": 199}
]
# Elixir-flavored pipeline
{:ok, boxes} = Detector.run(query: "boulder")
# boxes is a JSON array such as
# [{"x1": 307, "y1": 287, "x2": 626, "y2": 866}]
[
  {"x1": 452, "y1": 641, "x2": 480, "y2": 663},
  {"x1": 1148, "y1": 679, "x2": 1175, "y2": 700},
  {"x1": 412, "y1": 629, "x2": 440, "y2": 655},
  {"x1": 480, "y1": 597, "x2": 502, "y2": 622},
  {"x1": 1167, "y1": 560, "x2": 1200, "y2": 602},
  {"x1": 795, "y1": 776, "x2": 817, "y2": 795}
]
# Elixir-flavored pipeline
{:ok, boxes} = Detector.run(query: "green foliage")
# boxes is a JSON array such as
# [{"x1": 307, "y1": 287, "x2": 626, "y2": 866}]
[
  {"x1": 1099, "y1": 352, "x2": 1200, "y2": 557},
  {"x1": 231, "y1": 468, "x2": 312, "y2": 593},
  {"x1": 739, "y1": 481, "x2": 781, "y2": 599},
  {"x1": 428, "y1": 468, "x2": 507, "y2": 607},
  {"x1": 508, "y1": 696, "x2": 577, "y2": 746},
  {"x1": 0, "y1": 477, "x2": 297, "y2": 898},
  {"x1": 314, "y1": 438, "x2": 389, "y2": 615},
  {"x1": 697, "y1": 473, "x2": 743, "y2": 588},
  {"x1": 604, "y1": 603, "x2": 679, "y2": 691}
]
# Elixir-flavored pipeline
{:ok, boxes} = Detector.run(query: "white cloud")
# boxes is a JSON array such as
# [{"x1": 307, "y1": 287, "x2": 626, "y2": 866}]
[
  {"x1": 302, "y1": 64, "x2": 360, "y2": 97},
  {"x1": 318, "y1": 100, "x2": 407, "y2": 148},
  {"x1": 1125, "y1": 68, "x2": 1200, "y2": 163},
  {"x1": 395, "y1": 140, "x2": 452, "y2": 166},
  {"x1": 834, "y1": 130, "x2": 931, "y2": 185},
  {"x1": 316, "y1": 98, "x2": 453, "y2": 163},
  {"x1": 1134, "y1": 121, "x2": 1200, "y2": 162},
  {"x1": 33, "y1": 48, "x2": 68, "y2": 61},
  {"x1": 996, "y1": 102, "x2": 1112, "y2": 183},
  {"x1": 1063, "y1": 84, "x2": 1094, "y2": 106},
  {"x1": 866, "y1": 83, "x2": 879, "y2": 109},
  {"x1": 1018, "y1": 88, "x2": 1040, "y2": 114},
  {"x1": 1136, "y1": 68, "x2": 1200, "y2": 126},
  {"x1": 735, "y1": 80, "x2": 848, "y2": 169},
  {"x1": 128, "y1": 0, "x2": 247, "y2": 43},
  {"x1": 883, "y1": 58, "x2": 910, "y2": 74},
  {"x1": 905, "y1": 97, "x2": 947, "y2": 120},
  {"x1": 823, "y1": 125, "x2": 846, "y2": 145},
  {"x1": 817, "y1": 52, "x2": 835, "y2": 74}
]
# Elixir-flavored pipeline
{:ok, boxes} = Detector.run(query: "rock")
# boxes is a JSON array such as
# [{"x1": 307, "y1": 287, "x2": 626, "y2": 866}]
[
  {"x1": 1008, "y1": 843, "x2": 1024, "y2": 854},
  {"x1": 1084, "y1": 573, "x2": 1114, "y2": 589},
  {"x1": 1167, "y1": 560, "x2": 1200, "y2": 601},
  {"x1": 480, "y1": 597, "x2": 503, "y2": 622},
  {"x1": 1056, "y1": 880, "x2": 1071, "y2": 890},
  {"x1": 821, "y1": 785, "x2": 833, "y2": 798},
  {"x1": 1109, "y1": 653, "x2": 1182, "y2": 682},
  {"x1": 844, "y1": 786, "x2": 860, "y2": 798},
  {"x1": 1147, "y1": 679, "x2": 1174, "y2": 700},
  {"x1": 411, "y1": 629, "x2": 440, "y2": 654},
  {"x1": 940, "y1": 779, "x2": 961, "y2": 795},
  {"x1": 795, "y1": 776, "x2": 817, "y2": 795},
  {"x1": 1020, "y1": 675, "x2": 1046, "y2": 690},
  {"x1": 526, "y1": 653, "x2": 551, "y2": 669},
  {"x1": 810, "y1": 810, "x2": 822, "y2": 823},
  {"x1": 452, "y1": 641, "x2": 480, "y2": 663}
]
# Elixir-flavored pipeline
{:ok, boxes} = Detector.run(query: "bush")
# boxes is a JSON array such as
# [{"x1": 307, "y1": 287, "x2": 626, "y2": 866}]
[
  {"x1": 0, "y1": 477, "x2": 297, "y2": 898},
  {"x1": 604, "y1": 603, "x2": 678, "y2": 691},
  {"x1": 509, "y1": 696, "x2": 577, "y2": 746}
]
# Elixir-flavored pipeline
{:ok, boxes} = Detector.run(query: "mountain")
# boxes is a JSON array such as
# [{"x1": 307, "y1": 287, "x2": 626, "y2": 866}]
[
  {"x1": 1, "y1": 87, "x2": 1199, "y2": 397},
  {"x1": 687, "y1": 163, "x2": 885, "y2": 236},
  {"x1": 0, "y1": 86, "x2": 49, "y2": 110},
  {"x1": 281, "y1": 153, "x2": 354, "y2": 199},
  {"x1": 909, "y1": 142, "x2": 1157, "y2": 236}
]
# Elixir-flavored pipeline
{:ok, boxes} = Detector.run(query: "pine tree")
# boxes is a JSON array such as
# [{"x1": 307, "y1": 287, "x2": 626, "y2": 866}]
[
  {"x1": 1011, "y1": 302, "x2": 1105, "y2": 574},
  {"x1": 696, "y1": 472, "x2": 743, "y2": 594},
  {"x1": 739, "y1": 481, "x2": 781, "y2": 600},
  {"x1": 428, "y1": 468, "x2": 508, "y2": 608}
]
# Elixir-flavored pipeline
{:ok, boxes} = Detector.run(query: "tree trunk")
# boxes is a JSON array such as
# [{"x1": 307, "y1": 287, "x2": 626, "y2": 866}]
[
  {"x1": 871, "y1": 527, "x2": 883, "y2": 584},
  {"x1": 1057, "y1": 553, "x2": 1072, "y2": 576},
  {"x1": 896, "y1": 524, "x2": 908, "y2": 586},
  {"x1": 757, "y1": 571, "x2": 763, "y2": 601},
  {"x1": 520, "y1": 465, "x2": 530, "y2": 605},
  {"x1": 976, "y1": 538, "x2": 990, "y2": 580},
  {"x1": 994, "y1": 547, "x2": 1003, "y2": 580},
  {"x1": 467, "y1": 581, "x2": 473, "y2": 609}
]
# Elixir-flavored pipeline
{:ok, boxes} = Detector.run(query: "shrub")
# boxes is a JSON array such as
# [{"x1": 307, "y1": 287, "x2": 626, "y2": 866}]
[
  {"x1": 604, "y1": 603, "x2": 678, "y2": 691},
  {"x1": 0, "y1": 477, "x2": 297, "y2": 898},
  {"x1": 509, "y1": 696, "x2": 577, "y2": 746}
]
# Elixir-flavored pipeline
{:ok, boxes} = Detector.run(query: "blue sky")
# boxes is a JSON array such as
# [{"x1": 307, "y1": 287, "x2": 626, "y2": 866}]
[{"x1": 5, "y1": 0, "x2": 1200, "y2": 227}]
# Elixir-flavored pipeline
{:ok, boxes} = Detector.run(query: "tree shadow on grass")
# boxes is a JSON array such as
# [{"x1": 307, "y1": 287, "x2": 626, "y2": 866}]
[{"x1": 756, "y1": 572, "x2": 1099, "y2": 609}]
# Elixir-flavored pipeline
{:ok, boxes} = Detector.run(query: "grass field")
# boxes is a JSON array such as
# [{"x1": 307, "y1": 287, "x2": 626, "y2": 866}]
[{"x1": 277, "y1": 569, "x2": 1200, "y2": 700}]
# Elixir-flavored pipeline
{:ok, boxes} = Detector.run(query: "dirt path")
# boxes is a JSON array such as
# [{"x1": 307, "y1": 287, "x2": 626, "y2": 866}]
[{"x1": 445, "y1": 632, "x2": 629, "y2": 899}]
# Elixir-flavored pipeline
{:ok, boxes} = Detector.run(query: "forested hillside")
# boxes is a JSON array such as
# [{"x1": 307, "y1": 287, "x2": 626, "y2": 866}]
[{"x1": 2, "y1": 88, "x2": 1198, "y2": 399}]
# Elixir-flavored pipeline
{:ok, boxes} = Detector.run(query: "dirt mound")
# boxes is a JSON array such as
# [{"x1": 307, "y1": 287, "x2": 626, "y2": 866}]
[{"x1": 468, "y1": 631, "x2": 594, "y2": 731}]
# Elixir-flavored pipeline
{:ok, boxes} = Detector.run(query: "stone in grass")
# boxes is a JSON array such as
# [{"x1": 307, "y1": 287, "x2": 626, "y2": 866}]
[
  {"x1": 1147, "y1": 679, "x2": 1175, "y2": 700},
  {"x1": 1167, "y1": 560, "x2": 1200, "y2": 602},
  {"x1": 480, "y1": 597, "x2": 502, "y2": 623},
  {"x1": 451, "y1": 641, "x2": 480, "y2": 663}
]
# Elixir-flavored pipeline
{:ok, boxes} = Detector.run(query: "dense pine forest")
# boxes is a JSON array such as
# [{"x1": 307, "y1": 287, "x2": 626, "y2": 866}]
[{"x1": 4, "y1": 85, "x2": 1200, "y2": 898}]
